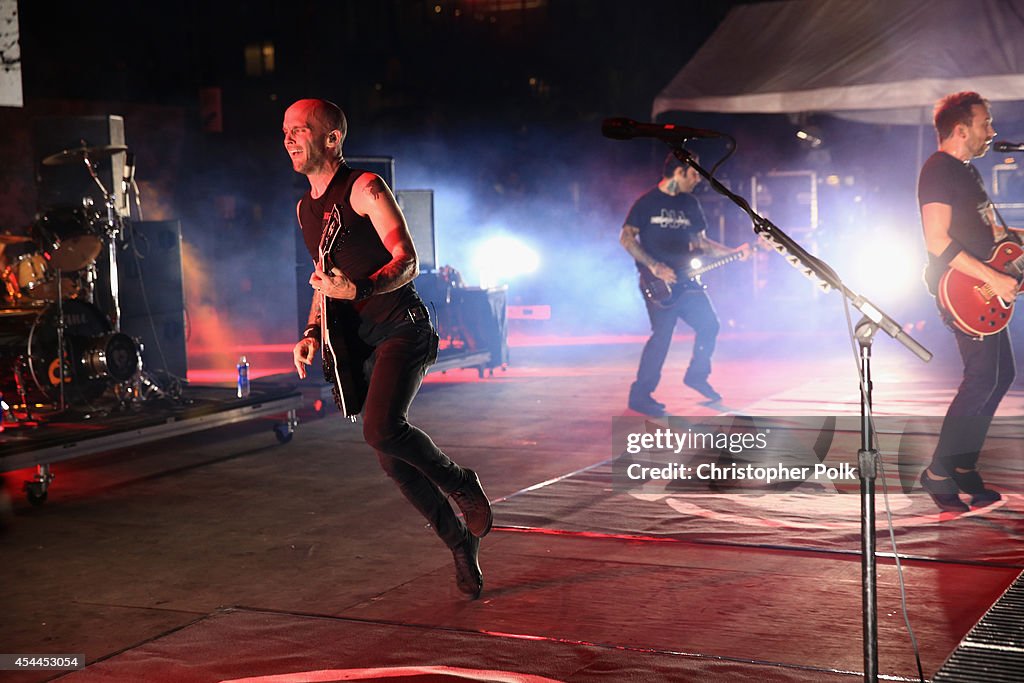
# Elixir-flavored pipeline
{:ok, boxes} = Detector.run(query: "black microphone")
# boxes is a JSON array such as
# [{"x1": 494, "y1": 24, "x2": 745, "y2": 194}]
[
  {"x1": 123, "y1": 152, "x2": 136, "y2": 183},
  {"x1": 121, "y1": 152, "x2": 136, "y2": 213},
  {"x1": 993, "y1": 141, "x2": 1024, "y2": 153},
  {"x1": 602, "y1": 117, "x2": 723, "y2": 142}
]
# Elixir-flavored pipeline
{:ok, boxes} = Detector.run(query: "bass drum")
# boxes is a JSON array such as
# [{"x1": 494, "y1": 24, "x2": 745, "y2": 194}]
[{"x1": 0, "y1": 300, "x2": 140, "y2": 406}]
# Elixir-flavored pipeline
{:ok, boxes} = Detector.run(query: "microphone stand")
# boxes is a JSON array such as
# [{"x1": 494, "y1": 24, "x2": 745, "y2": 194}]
[{"x1": 666, "y1": 143, "x2": 931, "y2": 683}]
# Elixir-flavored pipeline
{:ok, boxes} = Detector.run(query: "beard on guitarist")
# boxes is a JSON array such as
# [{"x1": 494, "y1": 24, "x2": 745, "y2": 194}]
[
  {"x1": 620, "y1": 152, "x2": 750, "y2": 416},
  {"x1": 918, "y1": 91, "x2": 1023, "y2": 513},
  {"x1": 284, "y1": 98, "x2": 492, "y2": 598}
]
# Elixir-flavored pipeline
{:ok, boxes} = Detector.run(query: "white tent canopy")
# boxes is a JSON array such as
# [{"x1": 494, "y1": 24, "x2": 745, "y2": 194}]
[{"x1": 653, "y1": 0, "x2": 1024, "y2": 124}]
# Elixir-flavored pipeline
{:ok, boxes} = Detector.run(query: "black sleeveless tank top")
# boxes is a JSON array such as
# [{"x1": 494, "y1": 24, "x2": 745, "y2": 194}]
[{"x1": 298, "y1": 164, "x2": 422, "y2": 345}]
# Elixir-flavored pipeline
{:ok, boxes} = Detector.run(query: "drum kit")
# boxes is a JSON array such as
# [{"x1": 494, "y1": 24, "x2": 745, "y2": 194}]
[{"x1": 0, "y1": 143, "x2": 149, "y2": 418}]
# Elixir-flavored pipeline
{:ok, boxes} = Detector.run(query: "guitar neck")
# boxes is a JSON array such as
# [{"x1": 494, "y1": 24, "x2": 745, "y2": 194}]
[{"x1": 686, "y1": 251, "x2": 743, "y2": 278}]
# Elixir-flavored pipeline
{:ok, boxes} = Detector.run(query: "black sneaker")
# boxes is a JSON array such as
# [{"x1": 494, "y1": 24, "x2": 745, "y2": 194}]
[
  {"x1": 949, "y1": 468, "x2": 985, "y2": 493},
  {"x1": 449, "y1": 469, "x2": 493, "y2": 537},
  {"x1": 451, "y1": 533, "x2": 483, "y2": 599},
  {"x1": 683, "y1": 375, "x2": 722, "y2": 402},
  {"x1": 950, "y1": 469, "x2": 1002, "y2": 508},
  {"x1": 628, "y1": 394, "x2": 666, "y2": 416},
  {"x1": 919, "y1": 470, "x2": 969, "y2": 513},
  {"x1": 970, "y1": 489, "x2": 1002, "y2": 508}
]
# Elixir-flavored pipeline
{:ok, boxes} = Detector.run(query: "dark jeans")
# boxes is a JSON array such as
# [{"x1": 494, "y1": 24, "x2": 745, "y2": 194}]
[
  {"x1": 631, "y1": 288, "x2": 720, "y2": 399},
  {"x1": 929, "y1": 327, "x2": 1015, "y2": 478},
  {"x1": 359, "y1": 321, "x2": 468, "y2": 549}
]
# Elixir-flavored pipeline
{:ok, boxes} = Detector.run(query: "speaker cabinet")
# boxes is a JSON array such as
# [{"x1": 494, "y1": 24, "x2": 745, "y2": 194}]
[
  {"x1": 117, "y1": 220, "x2": 185, "y2": 318},
  {"x1": 120, "y1": 311, "x2": 188, "y2": 380},
  {"x1": 33, "y1": 115, "x2": 127, "y2": 217},
  {"x1": 116, "y1": 220, "x2": 187, "y2": 378},
  {"x1": 396, "y1": 189, "x2": 436, "y2": 271}
]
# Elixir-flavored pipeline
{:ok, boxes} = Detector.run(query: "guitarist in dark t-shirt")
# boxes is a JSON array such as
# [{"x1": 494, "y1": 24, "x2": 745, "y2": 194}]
[
  {"x1": 619, "y1": 153, "x2": 750, "y2": 415},
  {"x1": 917, "y1": 91, "x2": 1021, "y2": 512},
  {"x1": 284, "y1": 99, "x2": 492, "y2": 598}
]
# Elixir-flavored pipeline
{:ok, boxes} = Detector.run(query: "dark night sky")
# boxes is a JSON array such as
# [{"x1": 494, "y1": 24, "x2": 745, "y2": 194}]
[{"x1": 17, "y1": 0, "x2": 754, "y2": 129}]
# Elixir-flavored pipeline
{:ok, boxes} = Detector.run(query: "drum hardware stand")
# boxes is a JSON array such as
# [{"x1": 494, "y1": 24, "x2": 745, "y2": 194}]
[
  {"x1": 136, "y1": 372, "x2": 167, "y2": 399},
  {"x1": 124, "y1": 369, "x2": 178, "y2": 407},
  {"x1": 110, "y1": 348, "x2": 168, "y2": 410},
  {"x1": 80, "y1": 150, "x2": 124, "y2": 331},
  {"x1": 55, "y1": 269, "x2": 67, "y2": 413},
  {"x1": 80, "y1": 262, "x2": 97, "y2": 304},
  {"x1": 11, "y1": 361, "x2": 33, "y2": 421},
  {"x1": 132, "y1": 359, "x2": 187, "y2": 405}
]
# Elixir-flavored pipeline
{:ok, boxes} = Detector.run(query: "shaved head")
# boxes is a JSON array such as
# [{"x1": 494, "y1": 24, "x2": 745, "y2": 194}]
[{"x1": 286, "y1": 98, "x2": 347, "y2": 149}]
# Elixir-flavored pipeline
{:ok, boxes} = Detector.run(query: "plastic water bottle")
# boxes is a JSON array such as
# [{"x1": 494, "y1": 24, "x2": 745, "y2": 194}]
[{"x1": 236, "y1": 356, "x2": 250, "y2": 398}]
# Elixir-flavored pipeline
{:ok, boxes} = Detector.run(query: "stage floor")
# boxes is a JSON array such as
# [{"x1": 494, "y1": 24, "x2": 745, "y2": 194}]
[{"x1": 3, "y1": 331, "x2": 1023, "y2": 682}]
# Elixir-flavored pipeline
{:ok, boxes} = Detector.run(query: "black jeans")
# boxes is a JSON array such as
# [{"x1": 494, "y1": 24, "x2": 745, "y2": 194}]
[
  {"x1": 631, "y1": 288, "x2": 720, "y2": 399},
  {"x1": 929, "y1": 327, "x2": 1015, "y2": 477},
  {"x1": 359, "y1": 321, "x2": 468, "y2": 549}
]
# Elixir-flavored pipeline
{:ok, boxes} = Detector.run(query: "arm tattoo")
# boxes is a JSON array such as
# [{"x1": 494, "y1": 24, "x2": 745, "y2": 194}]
[
  {"x1": 621, "y1": 226, "x2": 657, "y2": 268},
  {"x1": 371, "y1": 253, "x2": 417, "y2": 293},
  {"x1": 364, "y1": 177, "x2": 386, "y2": 201}
]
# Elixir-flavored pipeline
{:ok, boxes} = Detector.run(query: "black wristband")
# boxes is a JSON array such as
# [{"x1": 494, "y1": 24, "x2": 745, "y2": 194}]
[
  {"x1": 302, "y1": 323, "x2": 321, "y2": 342},
  {"x1": 938, "y1": 240, "x2": 963, "y2": 267},
  {"x1": 354, "y1": 278, "x2": 374, "y2": 301}
]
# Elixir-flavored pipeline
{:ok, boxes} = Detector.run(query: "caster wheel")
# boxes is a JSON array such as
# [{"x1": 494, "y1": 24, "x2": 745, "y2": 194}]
[
  {"x1": 25, "y1": 485, "x2": 48, "y2": 506},
  {"x1": 273, "y1": 423, "x2": 294, "y2": 444}
]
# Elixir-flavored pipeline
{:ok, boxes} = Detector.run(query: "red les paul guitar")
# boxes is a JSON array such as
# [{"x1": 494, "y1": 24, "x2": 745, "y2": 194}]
[{"x1": 938, "y1": 239, "x2": 1024, "y2": 337}]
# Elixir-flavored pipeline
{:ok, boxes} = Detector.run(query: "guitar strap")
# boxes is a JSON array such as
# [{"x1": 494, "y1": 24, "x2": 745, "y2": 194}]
[{"x1": 991, "y1": 203, "x2": 1023, "y2": 246}]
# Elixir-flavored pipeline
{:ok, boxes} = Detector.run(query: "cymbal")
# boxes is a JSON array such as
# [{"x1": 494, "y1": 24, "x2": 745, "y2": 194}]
[
  {"x1": 42, "y1": 144, "x2": 128, "y2": 167},
  {"x1": 0, "y1": 234, "x2": 32, "y2": 244}
]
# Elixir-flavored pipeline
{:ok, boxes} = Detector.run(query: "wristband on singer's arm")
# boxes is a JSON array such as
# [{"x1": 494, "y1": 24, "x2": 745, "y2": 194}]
[
  {"x1": 354, "y1": 278, "x2": 374, "y2": 301},
  {"x1": 302, "y1": 323, "x2": 321, "y2": 342}
]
